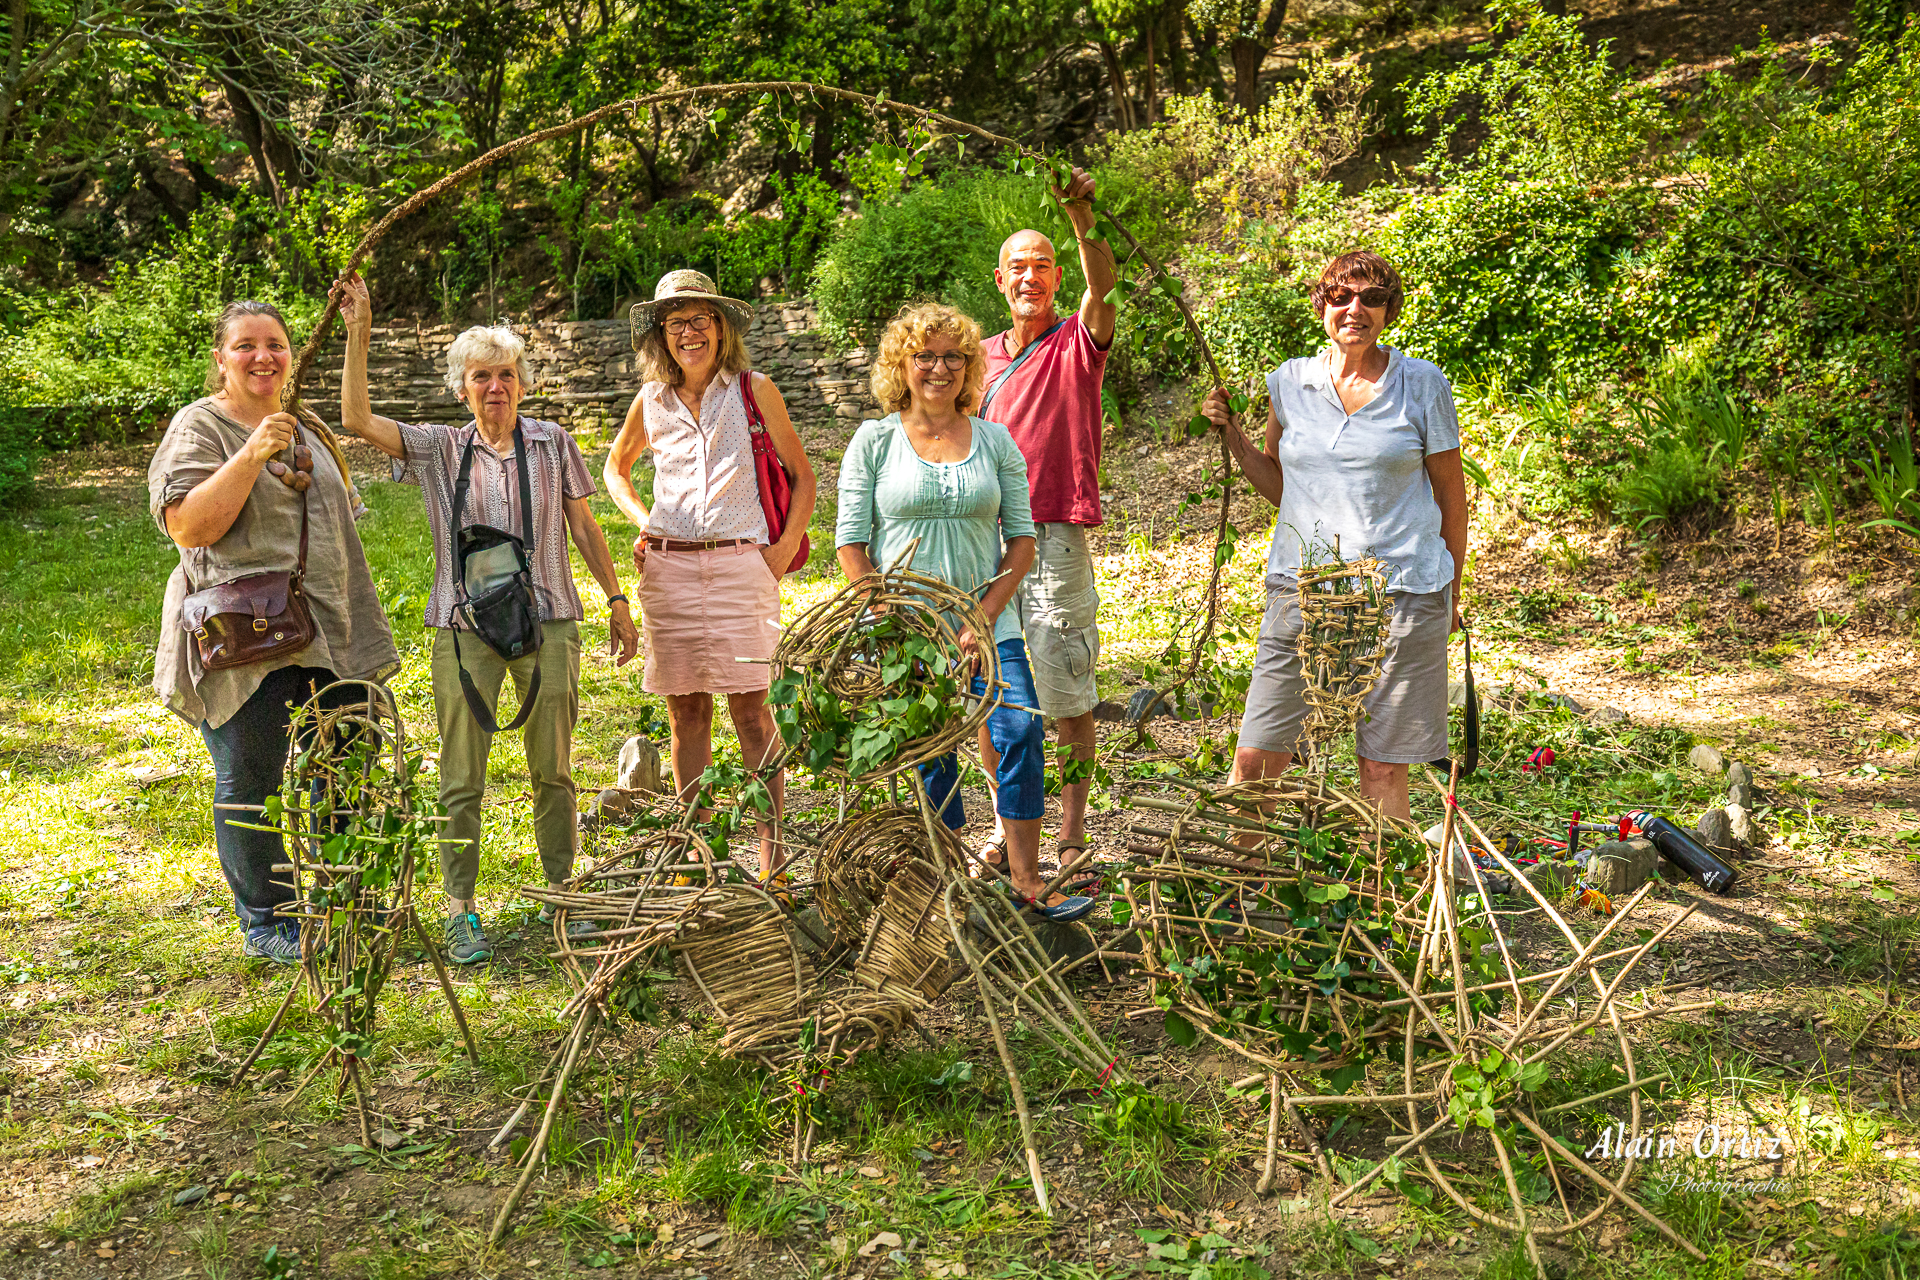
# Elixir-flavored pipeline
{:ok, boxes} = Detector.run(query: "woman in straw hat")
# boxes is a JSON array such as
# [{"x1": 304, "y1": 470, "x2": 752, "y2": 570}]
[{"x1": 604, "y1": 270, "x2": 817, "y2": 888}]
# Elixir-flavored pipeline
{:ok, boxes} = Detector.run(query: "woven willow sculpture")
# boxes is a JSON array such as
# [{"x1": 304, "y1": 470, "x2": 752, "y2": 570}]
[
  {"x1": 228, "y1": 682, "x2": 479, "y2": 1142},
  {"x1": 769, "y1": 549, "x2": 1000, "y2": 783},
  {"x1": 1120, "y1": 554, "x2": 1704, "y2": 1274}
]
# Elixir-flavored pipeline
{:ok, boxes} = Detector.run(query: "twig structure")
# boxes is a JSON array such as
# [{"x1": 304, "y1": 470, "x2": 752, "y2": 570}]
[
  {"x1": 229, "y1": 682, "x2": 479, "y2": 1143},
  {"x1": 1118, "y1": 556, "x2": 1702, "y2": 1275}
]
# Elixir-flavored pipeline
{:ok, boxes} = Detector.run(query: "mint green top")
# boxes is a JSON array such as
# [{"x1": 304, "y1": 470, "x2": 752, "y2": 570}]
[{"x1": 835, "y1": 413, "x2": 1037, "y2": 644}]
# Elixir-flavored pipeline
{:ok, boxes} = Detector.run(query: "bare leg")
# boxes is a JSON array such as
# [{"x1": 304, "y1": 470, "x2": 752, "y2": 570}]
[
  {"x1": 1054, "y1": 711, "x2": 1096, "y2": 846},
  {"x1": 1229, "y1": 746, "x2": 1294, "y2": 849},
  {"x1": 1002, "y1": 817, "x2": 1051, "y2": 901},
  {"x1": 665, "y1": 693, "x2": 715, "y2": 801},
  {"x1": 1357, "y1": 757, "x2": 1411, "y2": 821},
  {"x1": 727, "y1": 690, "x2": 785, "y2": 877}
]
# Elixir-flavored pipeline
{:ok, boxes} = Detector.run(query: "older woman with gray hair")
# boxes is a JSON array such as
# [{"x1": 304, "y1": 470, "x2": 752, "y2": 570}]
[{"x1": 334, "y1": 272, "x2": 639, "y2": 965}]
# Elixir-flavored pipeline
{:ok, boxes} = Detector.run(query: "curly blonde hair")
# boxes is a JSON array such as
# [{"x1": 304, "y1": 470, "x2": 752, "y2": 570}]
[
  {"x1": 637, "y1": 301, "x2": 751, "y2": 387},
  {"x1": 869, "y1": 303, "x2": 986, "y2": 415}
]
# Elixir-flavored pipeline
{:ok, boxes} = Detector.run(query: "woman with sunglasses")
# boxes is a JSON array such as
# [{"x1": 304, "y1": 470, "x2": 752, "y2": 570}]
[
  {"x1": 1200, "y1": 251, "x2": 1469, "y2": 821},
  {"x1": 604, "y1": 270, "x2": 817, "y2": 888},
  {"x1": 837, "y1": 302, "x2": 1094, "y2": 922}
]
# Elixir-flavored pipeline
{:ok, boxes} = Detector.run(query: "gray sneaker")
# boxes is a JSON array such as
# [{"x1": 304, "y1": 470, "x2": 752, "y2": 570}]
[
  {"x1": 536, "y1": 903, "x2": 600, "y2": 941},
  {"x1": 445, "y1": 912, "x2": 493, "y2": 965},
  {"x1": 243, "y1": 922, "x2": 301, "y2": 965}
]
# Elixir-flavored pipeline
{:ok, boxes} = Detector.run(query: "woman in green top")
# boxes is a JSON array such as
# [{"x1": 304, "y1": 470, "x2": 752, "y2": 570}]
[{"x1": 836, "y1": 302, "x2": 1093, "y2": 921}]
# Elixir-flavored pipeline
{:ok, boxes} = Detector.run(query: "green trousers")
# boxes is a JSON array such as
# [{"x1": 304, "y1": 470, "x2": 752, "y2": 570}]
[{"x1": 431, "y1": 620, "x2": 580, "y2": 901}]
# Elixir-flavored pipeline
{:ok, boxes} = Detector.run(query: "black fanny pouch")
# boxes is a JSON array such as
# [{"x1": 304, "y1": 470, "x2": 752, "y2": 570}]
[{"x1": 450, "y1": 425, "x2": 543, "y2": 733}]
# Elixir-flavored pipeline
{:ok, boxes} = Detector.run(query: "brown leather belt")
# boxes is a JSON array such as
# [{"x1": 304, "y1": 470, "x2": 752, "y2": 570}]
[{"x1": 645, "y1": 534, "x2": 753, "y2": 552}]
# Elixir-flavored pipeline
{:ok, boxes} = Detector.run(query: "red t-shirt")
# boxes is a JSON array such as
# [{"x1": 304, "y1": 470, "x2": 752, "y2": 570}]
[{"x1": 981, "y1": 313, "x2": 1108, "y2": 526}]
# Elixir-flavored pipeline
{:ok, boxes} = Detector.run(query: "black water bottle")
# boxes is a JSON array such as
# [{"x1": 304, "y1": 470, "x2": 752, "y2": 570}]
[{"x1": 1631, "y1": 812, "x2": 1737, "y2": 895}]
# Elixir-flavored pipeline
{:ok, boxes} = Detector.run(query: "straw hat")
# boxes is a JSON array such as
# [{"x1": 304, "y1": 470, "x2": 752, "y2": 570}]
[{"x1": 628, "y1": 269, "x2": 754, "y2": 350}]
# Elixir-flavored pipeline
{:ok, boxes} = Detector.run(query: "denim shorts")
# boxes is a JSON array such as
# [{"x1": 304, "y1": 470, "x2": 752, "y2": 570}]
[{"x1": 918, "y1": 637, "x2": 1047, "y2": 828}]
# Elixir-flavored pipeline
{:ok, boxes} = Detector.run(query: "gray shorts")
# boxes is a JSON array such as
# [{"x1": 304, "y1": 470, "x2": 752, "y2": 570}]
[
  {"x1": 1014, "y1": 523, "x2": 1101, "y2": 719},
  {"x1": 1236, "y1": 578, "x2": 1452, "y2": 764}
]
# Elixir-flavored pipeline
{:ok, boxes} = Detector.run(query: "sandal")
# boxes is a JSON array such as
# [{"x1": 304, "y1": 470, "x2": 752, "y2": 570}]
[
  {"x1": 973, "y1": 834, "x2": 1009, "y2": 880},
  {"x1": 760, "y1": 869, "x2": 796, "y2": 911},
  {"x1": 1011, "y1": 888, "x2": 1098, "y2": 924},
  {"x1": 1051, "y1": 839, "x2": 1104, "y2": 894}
]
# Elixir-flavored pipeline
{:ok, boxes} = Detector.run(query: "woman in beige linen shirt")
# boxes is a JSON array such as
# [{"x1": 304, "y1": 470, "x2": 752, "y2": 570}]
[
  {"x1": 603, "y1": 269, "x2": 816, "y2": 887},
  {"x1": 149, "y1": 300, "x2": 398, "y2": 966}
]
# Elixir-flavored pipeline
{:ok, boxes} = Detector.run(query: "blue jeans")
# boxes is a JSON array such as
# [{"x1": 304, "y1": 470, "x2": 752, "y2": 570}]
[
  {"x1": 918, "y1": 637, "x2": 1046, "y2": 830},
  {"x1": 199, "y1": 665, "x2": 355, "y2": 929}
]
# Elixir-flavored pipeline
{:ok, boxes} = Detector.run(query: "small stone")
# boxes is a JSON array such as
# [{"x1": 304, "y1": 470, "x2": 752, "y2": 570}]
[
  {"x1": 1447, "y1": 680, "x2": 1467, "y2": 709},
  {"x1": 1544, "y1": 692, "x2": 1586, "y2": 714},
  {"x1": 618, "y1": 735, "x2": 665, "y2": 793},
  {"x1": 1726, "y1": 761, "x2": 1753, "y2": 790},
  {"x1": 1525, "y1": 860, "x2": 1579, "y2": 896},
  {"x1": 692, "y1": 1231, "x2": 723, "y2": 1250},
  {"x1": 1694, "y1": 809, "x2": 1734, "y2": 857},
  {"x1": 259, "y1": 1068, "x2": 289, "y2": 1090},
  {"x1": 374, "y1": 1128, "x2": 406, "y2": 1150},
  {"x1": 172, "y1": 1186, "x2": 208, "y2": 1207},
  {"x1": 1726, "y1": 804, "x2": 1759, "y2": 849},
  {"x1": 1726, "y1": 780, "x2": 1755, "y2": 810},
  {"x1": 1688, "y1": 744, "x2": 1727, "y2": 775},
  {"x1": 1588, "y1": 705, "x2": 1628, "y2": 725},
  {"x1": 1586, "y1": 838, "x2": 1659, "y2": 897}
]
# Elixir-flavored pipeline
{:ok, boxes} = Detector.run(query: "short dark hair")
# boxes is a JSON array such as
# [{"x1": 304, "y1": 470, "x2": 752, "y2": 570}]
[{"x1": 1310, "y1": 251, "x2": 1404, "y2": 326}]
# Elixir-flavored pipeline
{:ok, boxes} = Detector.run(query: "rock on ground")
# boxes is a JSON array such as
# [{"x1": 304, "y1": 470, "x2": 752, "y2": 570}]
[
  {"x1": 1586, "y1": 837, "x2": 1659, "y2": 897},
  {"x1": 619, "y1": 735, "x2": 666, "y2": 792},
  {"x1": 1689, "y1": 744, "x2": 1728, "y2": 774},
  {"x1": 1695, "y1": 808, "x2": 1735, "y2": 857},
  {"x1": 1726, "y1": 803, "x2": 1760, "y2": 850}
]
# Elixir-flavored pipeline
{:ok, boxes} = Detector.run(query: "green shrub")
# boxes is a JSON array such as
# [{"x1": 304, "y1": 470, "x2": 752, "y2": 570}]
[
  {"x1": 0, "y1": 206, "x2": 321, "y2": 416},
  {"x1": 1616, "y1": 442, "x2": 1724, "y2": 533}
]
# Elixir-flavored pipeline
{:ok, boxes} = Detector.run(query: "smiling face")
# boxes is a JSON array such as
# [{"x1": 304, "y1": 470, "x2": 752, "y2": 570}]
[
  {"x1": 462, "y1": 360, "x2": 524, "y2": 430},
  {"x1": 995, "y1": 231, "x2": 1064, "y2": 324},
  {"x1": 214, "y1": 315, "x2": 291, "y2": 403},
  {"x1": 906, "y1": 332, "x2": 969, "y2": 415},
  {"x1": 1320, "y1": 286, "x2": 1388, "y2": 352},
  {"x1": 662, "y1": 303, "x2": 721, "y2": 381}
]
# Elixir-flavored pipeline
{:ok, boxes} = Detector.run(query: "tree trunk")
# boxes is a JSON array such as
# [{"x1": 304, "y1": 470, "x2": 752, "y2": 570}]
[
  {"x1": 1231, "y1": 0, "x2": 1291, "y2": 112},
  {"x1": 1099, "y1": 41, "x2": 1136, "y2": 130},
  {"x1": 1143, "y1": 23, "x2": 1157, "y2": 125}
]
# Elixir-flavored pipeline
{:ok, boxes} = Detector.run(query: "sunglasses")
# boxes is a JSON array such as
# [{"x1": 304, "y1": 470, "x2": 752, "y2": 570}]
[
  {"x1": 911, "y1": 351, "x2": 969, "y2": 371},
  {"x1": 1321, "y1": 285, "x2": 1394, "y2": 309},
  {"x1": 664, "y1": 314, "x2": 716, "y2": 335}
]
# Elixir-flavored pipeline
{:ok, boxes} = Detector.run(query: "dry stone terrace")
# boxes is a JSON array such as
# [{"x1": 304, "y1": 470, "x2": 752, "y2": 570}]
[{"x1": 298, "y1": 298, "x2": 882, "y2": 439}]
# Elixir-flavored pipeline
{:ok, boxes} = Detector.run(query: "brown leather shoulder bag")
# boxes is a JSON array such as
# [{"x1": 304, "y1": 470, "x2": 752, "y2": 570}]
[{"x1": 180, "y1": 427, "x2": 317, "y2": 672}]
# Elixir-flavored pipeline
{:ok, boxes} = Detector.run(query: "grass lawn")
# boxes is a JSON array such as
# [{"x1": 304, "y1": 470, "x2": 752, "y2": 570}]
[{"x1": 0, "y1": 434, "x2": 1916, "y2": 1278}]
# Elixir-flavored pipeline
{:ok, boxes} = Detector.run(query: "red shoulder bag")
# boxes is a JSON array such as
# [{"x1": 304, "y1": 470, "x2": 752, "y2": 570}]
[{"x1": 740, "y1": 371, "x2": 810, "y2": 574}]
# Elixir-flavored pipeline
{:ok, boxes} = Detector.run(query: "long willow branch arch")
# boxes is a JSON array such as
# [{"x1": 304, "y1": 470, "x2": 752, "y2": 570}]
[{"x1": 283, "y1": 79, "x2": 1241, "y2": 683}]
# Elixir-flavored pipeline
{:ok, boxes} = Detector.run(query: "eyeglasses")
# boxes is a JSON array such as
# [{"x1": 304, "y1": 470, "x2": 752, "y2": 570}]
[
  {"x1": 664, "y1": 314, "x2": 716, "y2": 335},
  {"x1": 1321, "y1": 285, "x2": 1394, "y2": 309},
  {"x1": 911, "y1": 351, "x2": 969, "y2": 371}
]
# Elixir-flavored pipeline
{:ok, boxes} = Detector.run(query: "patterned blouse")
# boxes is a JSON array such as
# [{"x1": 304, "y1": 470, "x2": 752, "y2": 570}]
[
  {"x1": 641, "y1": 374, "x2": 771, "y2": 544},
  {"x1": 392, "y1": 416, "x2": 597, "y2": 629}
]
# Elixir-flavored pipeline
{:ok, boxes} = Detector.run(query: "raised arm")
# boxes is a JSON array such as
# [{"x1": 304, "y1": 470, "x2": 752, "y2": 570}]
[
  {"x1": 333, "y1": 272, "x2": 405, "y2": 459},
  {"x1": 1055, "y1": 167, "x2": 1118, "y2": 347},
  {"x1": 162, "y1": 413, "x2": 297, "y2": 548}
]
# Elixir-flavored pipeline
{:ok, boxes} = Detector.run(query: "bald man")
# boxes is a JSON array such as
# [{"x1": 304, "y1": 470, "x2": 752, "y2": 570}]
[{"x1": 975, "y1": 167, "x2": 1119, "y2": 872}]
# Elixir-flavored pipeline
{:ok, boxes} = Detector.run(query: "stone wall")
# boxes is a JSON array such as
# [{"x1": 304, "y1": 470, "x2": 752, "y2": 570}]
[{"x1": 299, "y1": 299, "x2": 880, "y2": 442}]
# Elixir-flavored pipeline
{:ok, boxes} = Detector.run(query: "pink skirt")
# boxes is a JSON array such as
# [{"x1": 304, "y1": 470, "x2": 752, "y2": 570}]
[{"x1": 639, "y1": 543, "x2": 781, "y2": 695}]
